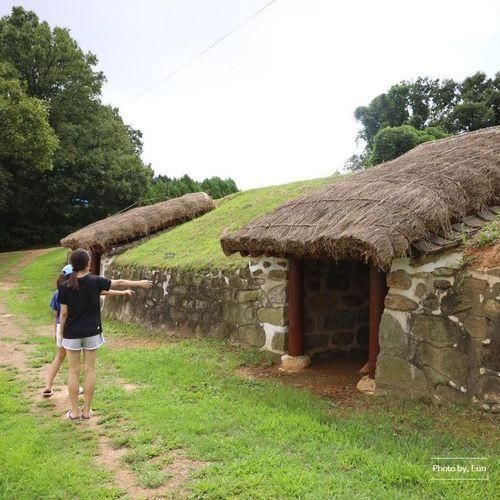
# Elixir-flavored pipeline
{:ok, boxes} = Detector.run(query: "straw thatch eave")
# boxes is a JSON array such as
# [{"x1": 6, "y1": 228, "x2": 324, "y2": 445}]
[
  {"x1": 220, "y1": 127, "x2": 500, "y2": 268},
  {"x1": 61, "y1": 192, "x2": 215, "y2": 252}
]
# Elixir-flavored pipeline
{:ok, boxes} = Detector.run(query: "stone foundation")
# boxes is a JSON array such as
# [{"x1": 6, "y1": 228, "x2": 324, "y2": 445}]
[
  {"x1": 103, "y1": 256, "x2": 289, "y2": 354},
  {"x1": 376, "y1": 250, "x2": 500, "y2": 411},
  {"x1": 303, "y1": 260, "x2": 369, "y2": 355}
]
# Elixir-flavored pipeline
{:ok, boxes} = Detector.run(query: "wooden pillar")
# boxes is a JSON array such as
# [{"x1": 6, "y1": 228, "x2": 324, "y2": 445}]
[
  {"x1": 368, "y1": 262, "x2": 387, "y2": 379},
  {"x1": 90, "y1": 250, "x2": 101, "y2": 276},
  {"x1": 288, "y1": 258, "x2": 304, "y2": 356}
]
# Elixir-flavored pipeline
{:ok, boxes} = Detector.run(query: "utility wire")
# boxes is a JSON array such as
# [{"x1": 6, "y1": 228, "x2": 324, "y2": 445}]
[{"x1": 126, "y1": 0, "x2": 278, "y2": 104}]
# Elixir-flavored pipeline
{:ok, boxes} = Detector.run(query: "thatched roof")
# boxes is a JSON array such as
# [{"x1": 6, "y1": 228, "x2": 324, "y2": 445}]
[
  {"x1": 221, "y1": 127, "x2": 500, "y2": 268},
  {"x1": 61, "y1": 192, "x2": 215, "y2": 252}
]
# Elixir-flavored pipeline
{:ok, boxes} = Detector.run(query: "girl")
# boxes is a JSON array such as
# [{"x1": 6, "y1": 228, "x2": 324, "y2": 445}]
[
  {"x1": 42, "y1": 264, "x2": 74, "y2": 397},
  {"x1": 59, "y1": 248, "x2": 152, "y2": 420}
]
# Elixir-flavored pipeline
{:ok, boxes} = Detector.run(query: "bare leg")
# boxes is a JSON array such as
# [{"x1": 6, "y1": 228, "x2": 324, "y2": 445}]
[
  {"x1": 44, "y1": 347, "x2": 66, "y2": 391},
  {"x1": 82, "y1": 349, "x2": 97, "y2": 417},
  {"x1": 66, "y1": 350, "x2": 82, "y2": 418}
]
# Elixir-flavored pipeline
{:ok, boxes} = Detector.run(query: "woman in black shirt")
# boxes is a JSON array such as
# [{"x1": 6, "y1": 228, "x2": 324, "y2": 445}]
[{"x1": 59, "y1": 248, "x2": 152, "y2": 420}]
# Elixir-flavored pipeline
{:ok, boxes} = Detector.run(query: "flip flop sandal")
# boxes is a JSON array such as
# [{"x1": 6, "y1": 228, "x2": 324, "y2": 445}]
[
  {"x1": 66, "y1": 410, "x2": 81, "y2": 421},
  {"x1": 42, "y1": 389, "x2": 54, "y2": 397},
  {"x1": 81, "y1": 410, "x2": 93, "y2": 420}
]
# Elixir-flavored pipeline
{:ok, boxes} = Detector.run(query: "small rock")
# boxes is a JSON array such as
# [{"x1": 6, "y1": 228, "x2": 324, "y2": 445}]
[
  {"x1": 434, "y1": 279, "x2": 452, "y2": 290},
  {"x1": 462, "y1": 277, "x2": 488, "y2": 291},
  {"x1": 384, "y1": 294, "x2": 418, "y2": 312},
  {"x1": 268, "y1": 270, "x2": 287, "y2": 281},
  {"x1": 490, "y1": 404, "x2": 500, "y2": 413},
  {"x1": 387, "y1": 270, "x2": 412, "y2": 290},
  {"x1": 257, "y1": 306, "x2": 287, "y2": 326},
  {"x1": 280, "y1": 354, "x2": 311, "y2": 372},
  {"x1": 432, "y1": 267, "x2": 456, "y2": 277},
  {"x1": 356, "y1": 375, "x2": 375, "y2": 394},
  {"x1": 415, "y1": 283, "x2": 427, "y2": 298}
]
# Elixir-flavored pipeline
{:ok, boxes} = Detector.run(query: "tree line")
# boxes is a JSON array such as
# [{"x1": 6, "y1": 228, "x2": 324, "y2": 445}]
[
  {"x1": 347, "y1": 72, "x2": 500, "y2": 170},
  {"x1": 143, "y1": 175, "x2": 238, "y2": 205},
  {"x1": 0, "y1": 7, "x2": 237, "y2": 250}
]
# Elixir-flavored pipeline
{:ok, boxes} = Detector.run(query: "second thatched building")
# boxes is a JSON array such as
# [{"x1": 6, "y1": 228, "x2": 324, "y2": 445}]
[{"x1": 61, "y1": 192, "x2": 215, "y2": 273}]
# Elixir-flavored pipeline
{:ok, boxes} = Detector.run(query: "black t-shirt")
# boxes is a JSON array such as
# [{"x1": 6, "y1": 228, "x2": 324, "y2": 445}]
[{"x1": 58, "y1": 274, "x2": 111, "y2": 339}]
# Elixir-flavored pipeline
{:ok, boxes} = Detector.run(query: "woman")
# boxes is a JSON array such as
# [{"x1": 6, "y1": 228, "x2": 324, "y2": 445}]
[{"x1": 59, "y1": 248, "x2": 152, "y2": 420}]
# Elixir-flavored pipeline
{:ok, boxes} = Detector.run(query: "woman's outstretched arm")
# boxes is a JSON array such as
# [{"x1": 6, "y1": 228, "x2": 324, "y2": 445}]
[
  {"x1": 110, "y1": 279, "x2": 152, "y2": 289},
  {"x1": 101, "y1": 289, "x2": 135, "y2": 297}
]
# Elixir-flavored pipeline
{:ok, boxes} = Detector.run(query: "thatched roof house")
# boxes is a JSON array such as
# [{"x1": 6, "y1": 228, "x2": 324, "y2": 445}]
[
  {"x1": 221, "y1": 127, "x2": 500, "y2": 269},
  {"x1": 61, "y1": 192, "x2": 215, "y2": 253}
]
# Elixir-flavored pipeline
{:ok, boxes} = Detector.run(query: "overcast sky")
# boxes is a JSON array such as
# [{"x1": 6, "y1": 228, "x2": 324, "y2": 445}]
[{"x1": 1, "y1": 0, "x2": 499, "y2": 189}]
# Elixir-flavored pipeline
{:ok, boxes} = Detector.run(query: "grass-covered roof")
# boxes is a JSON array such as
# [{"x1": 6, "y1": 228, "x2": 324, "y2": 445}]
[{"x1": 114, "y1": 177, "x2": 336, "y2": 271}]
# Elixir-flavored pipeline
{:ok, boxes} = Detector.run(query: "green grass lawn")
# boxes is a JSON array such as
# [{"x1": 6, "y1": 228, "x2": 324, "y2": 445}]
[
  {"x1": 0, "y1": 369, "x2": 119, "y2": 499},
  {"x1": 1, "y1": 247, "x2": 498, "y2": 498},
  {"x1": 116, "y1": 176, "x2": 335, "y2": 271}
]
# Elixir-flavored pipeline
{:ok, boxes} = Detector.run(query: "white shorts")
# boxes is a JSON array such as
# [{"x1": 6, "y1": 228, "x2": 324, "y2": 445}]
[
  {"x1": 61, "y1": 333, "x2": 106, "y2": 351},
  {"x1": 56, "y1": 324, "x2": 63, "y2": 348}
]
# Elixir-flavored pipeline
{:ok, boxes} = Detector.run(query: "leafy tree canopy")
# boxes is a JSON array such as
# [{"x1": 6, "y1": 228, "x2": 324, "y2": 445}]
[
  {"x1": 370, "y1": 125, "x2": 448, "y2": 165},
  {"x1": 0, "y1": 7, "x2": 152, "y2": 249},
  {"x1": 0, "y1": 62, "x2": 58, "y2": 210},
  {"x1": 348, "y1": 72, "x2": 499, "y2": 169}
]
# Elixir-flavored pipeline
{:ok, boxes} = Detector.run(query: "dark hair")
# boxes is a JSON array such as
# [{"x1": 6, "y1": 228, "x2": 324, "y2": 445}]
[
  {"x1": 56, "y1": 273, "x2": 67, "y2": 287},
  {"x1": 67, "y1": 249, "x2": 91, "y2": 290}
]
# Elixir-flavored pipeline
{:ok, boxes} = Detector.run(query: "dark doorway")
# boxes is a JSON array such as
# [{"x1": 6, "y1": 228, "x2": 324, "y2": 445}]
[
  {"x1": 303, "y1": 259, "x2": 369, "y2": 356},
  {"x1": 295, "y1": 258, "x2": 387, "y2": 383}
]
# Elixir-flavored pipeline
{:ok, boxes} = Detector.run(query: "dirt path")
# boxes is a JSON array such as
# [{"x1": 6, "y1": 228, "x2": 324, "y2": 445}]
[{"x1": 0, "y1": 249, "x2": 199, "y2": 499}]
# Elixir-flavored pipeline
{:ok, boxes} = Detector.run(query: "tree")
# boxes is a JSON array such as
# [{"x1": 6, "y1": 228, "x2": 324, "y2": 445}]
[
  {"x1": 0, "y1": 7, "x2": 103, "y2": 103},
  {"x1": 0, "y1": 63, "x2": 58, "y2": 169},
  {"x1": 201, "y1": 176, "x2": 239, "y2": 199},
  {"x1": 349, "y1": 72, "x2": 499, "y2": 170},
  {"x1": 369, "y1": 125, "x2": 448, "y2": 165},
  {"x1": 141, "y1": 175, "x2": 238, "y2": 205},
  {"x1": 0, "y1": 62, "x2": 58, "y2": 230},
  {"x1": 0, "y1": 7, "x2": 152, "y2": 248},
  {"x1": 353, "y1": 77, "x2": 458, "y2": 148}
]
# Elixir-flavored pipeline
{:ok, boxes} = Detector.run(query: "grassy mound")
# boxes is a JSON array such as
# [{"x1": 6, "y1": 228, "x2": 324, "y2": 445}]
[{"x1": 116, "y1": 176, "x2": 336, "y2": 271}]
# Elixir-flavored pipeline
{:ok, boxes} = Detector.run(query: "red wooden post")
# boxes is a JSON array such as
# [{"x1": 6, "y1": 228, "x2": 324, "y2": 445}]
[
  {"x1": 90, "y1": 250, "x2": 101, "y2": 276},
  {"x1": 288, "y1": 258, "x2": 304, "y2": 356},
  {"x1": 368, "y1": 262, "x2": 387, "y2": 379}
]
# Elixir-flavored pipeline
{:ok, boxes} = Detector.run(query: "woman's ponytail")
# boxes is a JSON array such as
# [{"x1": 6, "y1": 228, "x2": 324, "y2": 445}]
[
  {"x1": 66, "y1": 249, "x2": 91, "y2": 290},
  {"x1": 67, "y1": 272, "x2": 79, "y2": 290}
]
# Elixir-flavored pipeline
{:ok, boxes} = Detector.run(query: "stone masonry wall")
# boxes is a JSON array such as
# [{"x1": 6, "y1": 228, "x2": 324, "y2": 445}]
[
  {"x1": 376, "y1": 250, "x2": 500, "y2": 411},
  {"x1": 303, "y1": 260, "x2": 369, "y2": 356},
  {"x1": 103, "y1": 256, "x2": 289, "y2": 354}
]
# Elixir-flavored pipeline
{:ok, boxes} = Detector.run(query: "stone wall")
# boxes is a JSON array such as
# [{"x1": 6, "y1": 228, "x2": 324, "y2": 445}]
[
  {"x1": 376, "y1": 250, "x2": 500, "y2": 411},
  {"x1": 303, "y1": 260, "x2": 369, "y2": 355},
  {"x1": 103, "y1": 256, "x2": 289, "y2": 354}
]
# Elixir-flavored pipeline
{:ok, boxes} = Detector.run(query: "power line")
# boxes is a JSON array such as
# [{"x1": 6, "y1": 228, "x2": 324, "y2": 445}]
[{"x1": 125, "y1": 0, "x2": 278, "y2": 104}]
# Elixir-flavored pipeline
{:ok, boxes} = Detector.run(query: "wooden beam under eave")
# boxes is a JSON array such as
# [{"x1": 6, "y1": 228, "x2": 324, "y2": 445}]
[
  {"x1": 89, "y1": 250, "x2": 102, "y2": 276},
  {"x1": 368, "y1": 262, "x2": 387, "y2": 379},
  {"x1": 287, "y1": 257, "x2": 304, "y2": 357}
]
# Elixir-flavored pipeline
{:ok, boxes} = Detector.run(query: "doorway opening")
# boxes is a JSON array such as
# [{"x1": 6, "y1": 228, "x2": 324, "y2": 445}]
[
  {"x1": 285, "y1": 256, "x2": 387, "y2": 390},
  {"x1": 303, "y1": 259, "x2": 369, "y2": 380}
]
